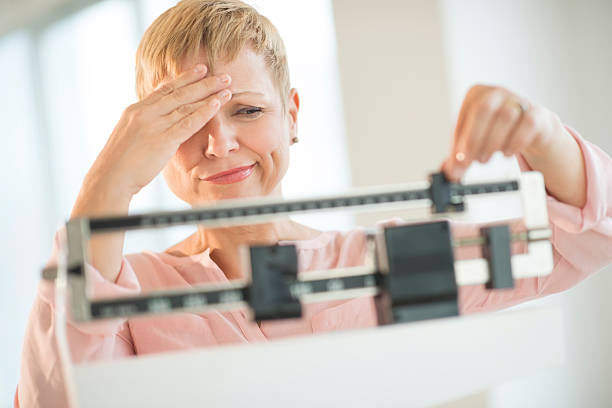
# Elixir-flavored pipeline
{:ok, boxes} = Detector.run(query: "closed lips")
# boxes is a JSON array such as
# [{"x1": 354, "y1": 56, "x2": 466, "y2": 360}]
[{"x1": 203, "y1": 164, "x2": 255, "y2": 180}]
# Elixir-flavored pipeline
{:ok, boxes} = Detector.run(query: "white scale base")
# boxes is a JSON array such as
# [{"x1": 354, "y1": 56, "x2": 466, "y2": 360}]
[{"x1": 68, "y1": 306, "x2": 564, "y2": 407}]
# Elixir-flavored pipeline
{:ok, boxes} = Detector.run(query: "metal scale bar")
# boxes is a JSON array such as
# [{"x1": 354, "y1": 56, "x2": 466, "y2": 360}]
[
  {"x1": 84, "y1": 227, "x2": 551, "y2": 321},
  {"x1": 57, "y1": 172, "x2": 550, "y2": 323},
  {"x1": 84, "y1": 179, "x2": 518, "y2": 234}
]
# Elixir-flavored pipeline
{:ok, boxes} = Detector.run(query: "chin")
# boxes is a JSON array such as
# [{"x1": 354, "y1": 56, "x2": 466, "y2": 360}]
[{"x1": 191, "y1": 188, "x2": 264, "y2": 206}]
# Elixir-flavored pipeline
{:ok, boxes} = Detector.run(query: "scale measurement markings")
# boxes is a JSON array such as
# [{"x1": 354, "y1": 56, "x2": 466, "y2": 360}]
[
  {"x1": 90, "y1": 287, "x2": 247, "y2": 319},
  {"x1": 87, "y1": 180, "x2": 519, "y2": 234},
  {"x1": 289, "y1": 273, "x2": 381, "y2": 300},
  {"x1": 90, "y1": 273, "x2": 382, "y2": 319}
]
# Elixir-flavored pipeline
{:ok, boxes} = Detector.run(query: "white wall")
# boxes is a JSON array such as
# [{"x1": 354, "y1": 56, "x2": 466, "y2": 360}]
[
  {"x1": 0, "y1": 30, "x2": 50, "y2": 406},
  {"x1": 332, "y1": 0, "x2": 453, "y2": 227}
]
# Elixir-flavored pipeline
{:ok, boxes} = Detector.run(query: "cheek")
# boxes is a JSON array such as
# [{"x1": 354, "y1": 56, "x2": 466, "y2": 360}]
[{"x1": 242, "y1": 118, "x2": 288, "y2": 157}]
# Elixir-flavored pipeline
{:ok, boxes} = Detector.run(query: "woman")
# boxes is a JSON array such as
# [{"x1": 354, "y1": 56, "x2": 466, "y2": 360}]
[{"x1": 16, "y1": 0, "x2": 612, "y2": 406}]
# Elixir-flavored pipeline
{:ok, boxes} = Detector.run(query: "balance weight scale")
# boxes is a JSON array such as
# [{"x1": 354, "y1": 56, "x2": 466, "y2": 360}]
[{"x1": 48, "y1": 172, "x2": 564, "y2": 407}]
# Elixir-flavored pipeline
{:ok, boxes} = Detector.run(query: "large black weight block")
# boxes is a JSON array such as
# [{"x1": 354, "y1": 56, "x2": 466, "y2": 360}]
[{"x1": 377, "y1": 220, "x2": 459, "y2": 324}]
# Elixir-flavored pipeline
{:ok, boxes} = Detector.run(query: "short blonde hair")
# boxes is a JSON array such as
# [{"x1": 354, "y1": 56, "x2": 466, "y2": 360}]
[{"x1": 135, "y1": 0, "x2": 290, "y2": 106}]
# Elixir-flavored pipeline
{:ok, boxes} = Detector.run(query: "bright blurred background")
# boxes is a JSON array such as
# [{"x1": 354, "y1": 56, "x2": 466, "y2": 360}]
[{"x1": 1, "y1": 0, "x2": 611, "y2": 407}]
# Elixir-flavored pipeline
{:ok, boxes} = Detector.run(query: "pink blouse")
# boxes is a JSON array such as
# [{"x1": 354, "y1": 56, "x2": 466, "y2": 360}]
[{"x1": 15, "y1": 127, "x2": 612, "y2": 407}]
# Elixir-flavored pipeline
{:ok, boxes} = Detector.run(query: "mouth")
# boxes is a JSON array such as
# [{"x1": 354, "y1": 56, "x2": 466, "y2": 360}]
[{"x1": 201, "y1": 163, "x2": 256, "y2": 185}]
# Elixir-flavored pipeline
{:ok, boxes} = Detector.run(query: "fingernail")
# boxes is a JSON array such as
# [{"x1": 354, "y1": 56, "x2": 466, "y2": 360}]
[
  {"x1": 220, "y1": 74, "x2": 231, "y2": 84},
  {"x1": 194, "y1": 64, "x2": 206, "y2": 73},
  {"x1": 220, "y1": 89, "x2": 232, "y2": 100}
]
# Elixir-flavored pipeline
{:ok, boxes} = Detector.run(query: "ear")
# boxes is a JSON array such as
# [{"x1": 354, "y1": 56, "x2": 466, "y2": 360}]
[{"x1": 287, "y1": 88, "x2": 300, "y2": 140}]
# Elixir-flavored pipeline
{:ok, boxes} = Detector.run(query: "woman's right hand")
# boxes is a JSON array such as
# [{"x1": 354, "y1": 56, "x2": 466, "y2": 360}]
[
  {"x1": 91, "y1": 64, "x2": 232, "y2": 197},
  {"x1": 68, "y1": 64, "x2": 231, "y2": 283}
]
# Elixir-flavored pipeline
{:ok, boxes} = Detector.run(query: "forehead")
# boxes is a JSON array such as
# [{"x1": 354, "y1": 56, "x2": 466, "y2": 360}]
[{"x1": 178, "y1": 47, "x2": 275, "y2": 96}]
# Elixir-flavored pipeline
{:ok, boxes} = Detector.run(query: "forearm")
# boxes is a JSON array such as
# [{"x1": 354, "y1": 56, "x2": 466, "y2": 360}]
[
  {"x1": 69, "y1": 169, "x2": 133, "y2": 283},
  {"x1": 521, "y1": 123, "x2": 587, "y2": 208}
]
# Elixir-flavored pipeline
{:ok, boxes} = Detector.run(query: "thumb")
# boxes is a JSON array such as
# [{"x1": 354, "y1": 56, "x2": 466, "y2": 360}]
[
  {"x1": 441, "y1": 157, "x2": 458, "y2": 182},
  {"x1": 442, "y1": 129, "x2": 462, "y2": 181}
]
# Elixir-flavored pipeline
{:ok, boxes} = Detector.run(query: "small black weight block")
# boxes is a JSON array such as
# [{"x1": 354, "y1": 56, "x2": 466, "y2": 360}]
[
  {"x1": 247, "y1": 244, "x2": 302, "y2": 321},
  {"x1": 481, "y1": 225, "x2": 514, "y2": 289},
  {"x1": 429, "y1": 172, "x2": 464, "y2": 213}
]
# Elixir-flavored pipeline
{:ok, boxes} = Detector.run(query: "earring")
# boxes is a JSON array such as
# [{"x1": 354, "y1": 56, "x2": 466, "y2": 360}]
[{"x1": 291, "y1": 136, "x2": 299, "y2": 144}]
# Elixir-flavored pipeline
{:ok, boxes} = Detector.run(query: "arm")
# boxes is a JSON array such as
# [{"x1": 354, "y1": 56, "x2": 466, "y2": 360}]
[
  {"x1": 442, "y1": 84, "x2": 588, "y2": 209},
  {"x1": 520, "y1": 123, "x2": 587, "y2": 208},
  {"x1": 15, "y1": 228, "x2": 140, "y2": 408},
  {"x1": 70, "y1": 170, "x2": 133, "y2": 284},
  {"x1": 459, "y1": 127, "x2": 612, "y2": 313},
  {"x1": 438, "y1": 84, "x2": 611, "y2": 312}
]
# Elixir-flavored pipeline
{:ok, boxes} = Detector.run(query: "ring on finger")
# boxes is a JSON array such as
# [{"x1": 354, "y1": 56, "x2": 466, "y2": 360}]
[{"x1": 513, "y1": 99, "x2": 529, "y2": 116}]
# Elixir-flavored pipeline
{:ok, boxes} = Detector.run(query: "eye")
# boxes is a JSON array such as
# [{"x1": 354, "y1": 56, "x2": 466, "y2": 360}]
[{"x1": 236, "y1": 106, "x2": 263, "y2": 117}]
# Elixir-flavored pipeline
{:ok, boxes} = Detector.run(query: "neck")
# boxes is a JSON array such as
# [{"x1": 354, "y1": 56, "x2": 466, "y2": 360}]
[
  {"x1": 195, "y1": 216, "x2": 299, "y2": 251},
  {"x1": 194, "y1": 184, "x2": 295, "y2": 250},
  {"x1": 195, "y1": 217, "x2": 307, "y2": 280}
]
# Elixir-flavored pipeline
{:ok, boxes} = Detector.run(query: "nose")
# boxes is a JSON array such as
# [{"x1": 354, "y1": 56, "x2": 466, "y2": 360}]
[{"x1": 203, "y1": 116, "x2": 239, "y2": 159}]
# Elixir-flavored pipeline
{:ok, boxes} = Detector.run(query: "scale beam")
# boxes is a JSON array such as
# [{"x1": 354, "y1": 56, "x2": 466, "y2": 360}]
[{"x1": 49, "y1": 172, "x2": 552, "y2": 325}]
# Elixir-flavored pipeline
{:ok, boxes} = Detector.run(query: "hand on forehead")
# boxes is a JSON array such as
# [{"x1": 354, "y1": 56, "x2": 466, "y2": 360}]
[{"x1": 176, "y1": 47, "x2": 275, "y2": 99}]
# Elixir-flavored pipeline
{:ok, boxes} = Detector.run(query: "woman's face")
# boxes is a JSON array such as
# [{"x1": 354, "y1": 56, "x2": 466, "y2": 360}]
[{"x1": 162, "y1": 46, "x2": 298, "y2": 206}]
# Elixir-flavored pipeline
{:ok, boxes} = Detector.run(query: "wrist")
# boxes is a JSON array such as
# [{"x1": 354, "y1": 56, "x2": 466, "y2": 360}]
[
  {"x1": 71, "y1": 169, "x2": 134, "y2": 219},
  {"x1": 521, "y1": 117, "x2": 568, "y2": 165},
  {"x1": 88, "y1": 158, "x2": 141, "y2": 197},
  {"x1": 518, "y1": 122, "x2": 587, "y2": 208}
]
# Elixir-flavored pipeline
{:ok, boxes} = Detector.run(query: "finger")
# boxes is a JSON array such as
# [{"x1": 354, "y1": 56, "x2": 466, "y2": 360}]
[
  {"x1": 480, "y1": 98, "x2": 523, "y2": 161},
  {"x1": 446, "y1": 86, "x2": 489, "y2": 179},
  {"x1": 503, "y1": 107, "x2": 539, "y2": 156},
  {"x1": 441, "y1": 157, "x2": 461, "y2": 182},
  {"x1": 450, "y1": 90, "x2": 506, "y2": 179},
  {"x1": 442, "y1": 149, "x2": 471, "y2": 181},
  {"x1": 163, "y1": 88, "x2": 232, "y2": 130},
  {"x1": 155, "y1": 73, "x2": 232, "y2": 116},
  {"x1": 461, "y1": 90, "x2": 507, "y2": 163},
  {"x1": 144, "y1": 64, "x2": 208, "y2": 105},
  {"x1": 163, "y1": 88, "x2": 233, "y2": 144},
  {"x1": 452, "y1": 85, "x2": 488, "y2": 149}
]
